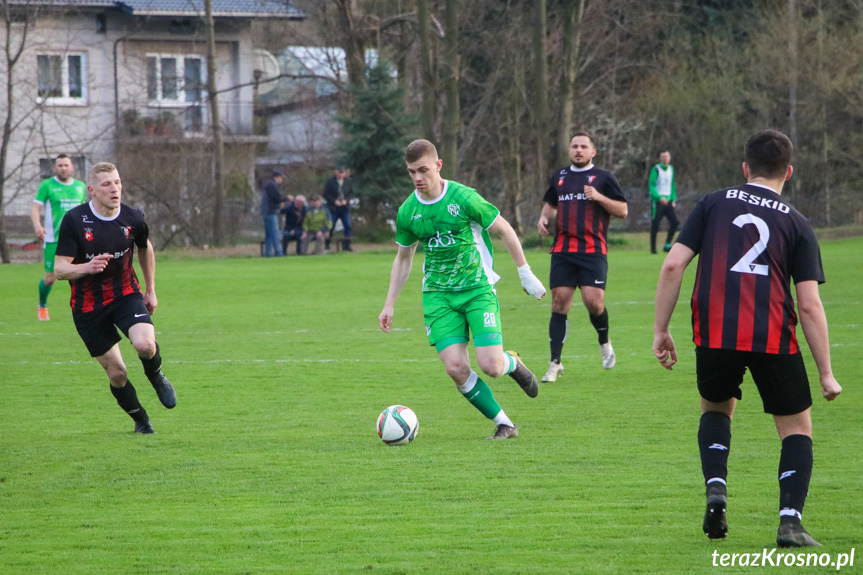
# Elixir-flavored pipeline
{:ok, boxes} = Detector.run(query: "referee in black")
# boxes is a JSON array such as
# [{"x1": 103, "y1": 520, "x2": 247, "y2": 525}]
[
  {"x1": 653, "y1": 130, "x2": 841, "y2": 547},
  {"x1": 55, "y1": 162, "x2": 176, "y2": 434}
]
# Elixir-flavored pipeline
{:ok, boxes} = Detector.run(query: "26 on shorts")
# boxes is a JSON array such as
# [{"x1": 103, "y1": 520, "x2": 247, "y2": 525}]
[
  {"x1": 72, "y1": 293, "x2": 153, "y2": 357},
  {"x1": 422, "y1": 286, "x2": 503, "y2": 352},
  {"x1": 549, "y1": 252, "x2": 608, "y2": 290},
  {"x1": 695, "y1": 346, "x2": 813, "y2": 416}
]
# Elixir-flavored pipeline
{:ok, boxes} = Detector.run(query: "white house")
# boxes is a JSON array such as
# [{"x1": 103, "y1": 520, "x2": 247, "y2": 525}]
[{"x1": 1, "y1": 0, "x2": 304, "y2": 230}]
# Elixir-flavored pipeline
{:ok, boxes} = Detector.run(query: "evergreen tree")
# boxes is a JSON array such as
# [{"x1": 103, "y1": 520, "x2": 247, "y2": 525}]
[{"x1": 337, "y1": 62, "x2": 418, "y2": 233}]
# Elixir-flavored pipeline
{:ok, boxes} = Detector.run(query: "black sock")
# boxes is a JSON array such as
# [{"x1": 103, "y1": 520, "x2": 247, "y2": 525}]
[
  {"x1": 549, "y1": 312, "x2": 568, "y2": 362},
  {"x1": 110, "y1": 381, "x2": 148, "y2": 422},
  {"x1": 139, "y1": 342, "x2": 162, "y2": 378},
  {"x1": 588, "y1": 308, "x2": 609, "y2": 345},
  {"x1": 778, "y1": 434, "x2": 813, "y2": 520},
  {"x1": 698, "y1": 411, "x2": 731, "y2": 486}
]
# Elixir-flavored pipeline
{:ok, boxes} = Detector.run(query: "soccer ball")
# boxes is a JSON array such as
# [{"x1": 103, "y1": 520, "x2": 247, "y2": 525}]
[{"x1": 377, "y1": 405, "x2": 419, "y2": 445}]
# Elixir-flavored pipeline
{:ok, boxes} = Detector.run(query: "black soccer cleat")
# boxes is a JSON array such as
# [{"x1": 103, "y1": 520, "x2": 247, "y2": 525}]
[
  {"x1": 703, "y1": 493, "x2": 728, "y2": 540},
  {"x1": 505, "y1": 351, "x2": 539, "y2": 398},
  {"x1": 777, "y1": 520, "x2": 822, "y2": 548},
  {"x1": 134, "y1": 419, "x2": 156, "y2": 434},
  {"x1": 485, "y1": 424, "x2": 519, "y2": 440},
  {"x1": 149, "y1": 371, "x2": 177, "y2": 409}
]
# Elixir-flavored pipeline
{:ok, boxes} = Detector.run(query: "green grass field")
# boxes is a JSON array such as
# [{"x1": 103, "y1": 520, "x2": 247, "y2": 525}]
[{"x1": 1, "y1": 236, "x2": 861, "y2": 574}]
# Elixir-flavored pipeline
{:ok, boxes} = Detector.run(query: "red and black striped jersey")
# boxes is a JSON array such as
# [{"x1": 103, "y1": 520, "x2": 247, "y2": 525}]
[
  {"x1": 56, "y1": 202, "x2": 150, "y2": 314},
  {"x1": 542, "y1": 165, "x2": 626, "y2": 255},
  {"x1": 676, "y1": 183, "x2": 824, "y2": 354}
]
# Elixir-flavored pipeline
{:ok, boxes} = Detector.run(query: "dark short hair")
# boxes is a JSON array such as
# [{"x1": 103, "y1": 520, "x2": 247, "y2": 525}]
[
  {"x1": 745, "y1": 130, "x2": 793, "y2": 179},
  {"x1": 272, "y1": 170, "x2": 284, "y2": 178},
  {"x1": 570, "y1": 131, "x2": 596, "y2": 148},
  {"x1": 405, "y1": 139, "x2": 438, "y2": 163},
  {"x1": 55, "y1": 154, "x2": 71, "y2": 163}
]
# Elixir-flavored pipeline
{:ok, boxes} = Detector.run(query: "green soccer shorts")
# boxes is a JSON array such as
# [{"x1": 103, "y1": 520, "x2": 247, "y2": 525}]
[
  {"x1": 43, "y1": 242, "x2": 57, "y2": 273},
  {"x1": 423, "y1": 286, "x2": 503, "y2": 353}
]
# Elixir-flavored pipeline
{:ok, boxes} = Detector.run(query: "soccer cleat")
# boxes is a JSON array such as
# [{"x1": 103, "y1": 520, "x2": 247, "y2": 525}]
[
  {"x1": 600, "y1": 342, "x2": 616, "y2": 370},
  {"x1": 505, "y1": 350, "x2": 539, "y2": 398},
  {"x1": 38, "y1": 306, "x2": 50, "y2": 321},
  {"x1": 134, "y1": 419, "x2": 156, "y2": 434},
  {"x1": 663, "y1": 243, "x2": 672, "y2": 252},
  {"x1": 542, "y1": 360, "x2": 564, "y2": 383},
  {"x1": 485, "y1": 424, "x2": 519, "y2": 440},
  {"x1": 777, "y1": 521, "x2": 822, "y2": 548},
  {"x1": 703, "y1": 493, "x2": 728, "y2": 539},
  {"x1": 148, "y1": 371, "x2": 177, "y2": 409}
]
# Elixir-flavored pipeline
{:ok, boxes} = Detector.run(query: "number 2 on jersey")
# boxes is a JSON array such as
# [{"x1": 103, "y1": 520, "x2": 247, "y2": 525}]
[{"x1": 729, "y1": 214, "x2": 769, "y2": 276}]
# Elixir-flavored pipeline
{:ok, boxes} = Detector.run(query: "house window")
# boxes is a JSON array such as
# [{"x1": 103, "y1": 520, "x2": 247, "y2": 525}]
[
  {"x1": 147, "y1": 54, "x2": 207, "y2": 132},
  {"x1": 37, "y1": 53, "x2": 87, "y2": 105},
  {"x1": 146, "y1": 54, "x2": 205, "y2": 104}
]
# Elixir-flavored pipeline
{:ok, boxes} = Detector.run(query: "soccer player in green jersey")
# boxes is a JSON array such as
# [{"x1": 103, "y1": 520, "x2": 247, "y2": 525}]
[
  {"x1": 378, "y1": 139, "x2": 547, "y2": 440},
  {"x1": 30, "y1": 154, "x2": 88, "y2": 321}
]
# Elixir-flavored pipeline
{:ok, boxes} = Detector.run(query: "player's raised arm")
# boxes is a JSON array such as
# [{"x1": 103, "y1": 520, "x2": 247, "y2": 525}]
[
  {"x1": 488, "y1": 216, "x2": 546, "y2": 300},
  {"x1": 378, "y1": 243, "x2": 418, "y2": 332}
]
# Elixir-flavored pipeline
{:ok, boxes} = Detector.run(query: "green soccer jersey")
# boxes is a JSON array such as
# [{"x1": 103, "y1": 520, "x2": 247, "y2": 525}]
[
  {"x1": 34, "y1": 177, "x2": 87, "y2": 243},
  {"x1": 395, "y1": 180, "x2": 501, "y2": 292}
]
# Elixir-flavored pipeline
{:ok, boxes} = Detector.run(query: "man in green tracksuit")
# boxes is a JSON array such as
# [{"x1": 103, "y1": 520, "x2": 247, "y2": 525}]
[{"x1": 649, "y1": 150, "x2": 680, "y2": 254}]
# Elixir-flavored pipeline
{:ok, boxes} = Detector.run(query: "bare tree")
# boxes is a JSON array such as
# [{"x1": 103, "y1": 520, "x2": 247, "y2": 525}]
[
  {"x1": 205, "y1": 0, "x2": 226, "y2": 246},
  {"x1": 440, "y1": 0, "x2": 459, "y2": 179}
]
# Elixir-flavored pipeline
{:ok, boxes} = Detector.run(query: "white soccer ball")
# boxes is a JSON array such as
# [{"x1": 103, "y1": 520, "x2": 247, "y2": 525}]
[{"x1": 376, "y1": 405, "x2": 419, "y2": 445}]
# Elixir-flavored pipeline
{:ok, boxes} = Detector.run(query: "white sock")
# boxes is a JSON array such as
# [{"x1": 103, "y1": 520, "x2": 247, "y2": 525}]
[
  {"x1": 493, "y1": 410, "x2": 514, "y2": 427},
  {"x1": 456, "y1": 371, "x2": 479, "y2": 395}
]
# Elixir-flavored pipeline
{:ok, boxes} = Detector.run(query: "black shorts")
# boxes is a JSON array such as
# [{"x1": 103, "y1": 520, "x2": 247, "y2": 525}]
[
  {"x1": 695, "y1": 347, "x2": 813, "y2": 416},
  {"x1": 72, "y1": 293, "x2": 153, "y2": 358},
  {"x1": 549, "y1": 252, "x2": 608, "y2": 290}
]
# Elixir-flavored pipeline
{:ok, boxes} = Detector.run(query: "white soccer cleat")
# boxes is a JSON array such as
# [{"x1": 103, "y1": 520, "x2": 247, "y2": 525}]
[
  {"x1": 600, "y1": 342, "x2": 616, "y2": 370},
  {"x1": 542, "y1": 360, "x2": 564, "y2": 382}
]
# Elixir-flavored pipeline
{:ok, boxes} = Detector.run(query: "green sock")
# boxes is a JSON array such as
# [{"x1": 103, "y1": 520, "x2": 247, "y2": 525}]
[
  {"x1": 458, "y1": 371, "x2": 502, "y2": 420},
  {"x1": 38, "y1": 280, "x2": 52, "y2": 307}
]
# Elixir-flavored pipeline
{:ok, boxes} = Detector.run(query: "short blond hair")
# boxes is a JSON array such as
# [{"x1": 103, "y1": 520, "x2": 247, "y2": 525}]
[
  {"x1": 87, "y1": 162, "x2": 118, "y2": 188},
  {"x1": 404, "y1": 139, "x2": 438, "y2": 164}
]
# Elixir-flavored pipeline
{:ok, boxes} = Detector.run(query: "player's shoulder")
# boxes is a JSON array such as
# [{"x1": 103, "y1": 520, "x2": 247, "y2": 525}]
[
  {"x1": 445, "y1": 179, "x2": 478, "y2": 198},
  {"x1": 119, "y1": 203, "x2": 146, "y2": 222}
]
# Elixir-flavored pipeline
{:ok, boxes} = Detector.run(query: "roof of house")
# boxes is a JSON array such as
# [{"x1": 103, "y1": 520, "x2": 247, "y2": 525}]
[{"x1": 10, "y1": 0, "x2": 304, "y2": 18}]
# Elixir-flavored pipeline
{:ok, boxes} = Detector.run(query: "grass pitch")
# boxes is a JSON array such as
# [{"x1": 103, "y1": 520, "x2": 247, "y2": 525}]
[{"x1": 1, "y1": 235, "x2": 861, "y2": 574}]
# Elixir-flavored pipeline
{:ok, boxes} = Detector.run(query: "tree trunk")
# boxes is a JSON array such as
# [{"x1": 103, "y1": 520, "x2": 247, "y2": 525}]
[
  {"x1": 533, "y1": 0, "x2": 549, "y2": 180},
  {"x1": 0, "y1": 3, "x2": 29, "y2": 263},
  {"x1": 554, "y1": 0, "x2": 586, "y2": 168},
  {"x1": 787, "y1": 0, "x2": 798, "y2": 205},
  {"x1": 441, "y1": 0, "x2": 459, "y2": 179},
  {"x1": 417, "y1": 0, "x2": 436, "y2": 140},
  {"x1": 205, "y1": 0, "x2": 225, "y2": 246},
  {"x1": 336, "y1": 0, "x2": 368, "y2": 94}
]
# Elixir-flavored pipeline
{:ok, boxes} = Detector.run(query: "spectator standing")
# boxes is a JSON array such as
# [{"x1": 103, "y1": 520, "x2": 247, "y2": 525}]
[
  {"x1": 301, "y1": 194, "x2": 331, "y2": 255},
  {"x1": 281, "y1": 195, "x2": 306, "y2": 255},
  {"x1": 30, "y1": 154, "x2": 88, "y2": 321},
  {"x1": 649, "y1": 150, "x2": 680, "y2": 254},
  {"x1": 261, "y1": 170, "x2": 285, "y2": 257},
  {"x1": 323, "y1": 166, "x2": 354, "y2": 252}
]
